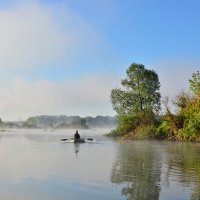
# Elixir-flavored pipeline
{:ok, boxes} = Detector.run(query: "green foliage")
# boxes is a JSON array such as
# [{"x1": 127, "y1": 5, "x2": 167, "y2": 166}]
[
  {"x1": 110, "y1": 66, "x2": 200, "y2": 141},
  {"x1": 107, "y1": 115, "x2": 138, "y2": 137},
  {"x1": 189, "y1": 70, "x2": 200, "y2": 95},
  {"x1": 108, "y1": 110, "x2": 159, "y2": 138},
  {"x1": 110, "y1": 63, "x2": 161, "y2": 138},
  {"x1": 117, "y1": 115, "x2": 138, "y2": 135},
  {"x1": 177, "y1": 100, "x2": 200, "y2": 141},
  {"x1": 156, "y1": 70, "x2": 200, "y2": 141},
  {"x1": 111, "y1": 63, "x2": 161, "y2": 116},
  {"x1": 155, "y1": 121, "x2": 170, "y2": 138},
  {"x1": 107, "y1": 128, "x2": 126, "y2": 137},
  {"x1": 134, "y1": 125, "x2": 156, "y2": 139},
  {"x1": 160, "y1": 71, "x2": 200, "y2": 141}
]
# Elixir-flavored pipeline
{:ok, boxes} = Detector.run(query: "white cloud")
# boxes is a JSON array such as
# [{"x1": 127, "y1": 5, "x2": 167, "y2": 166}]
[
  {"x1": 0, "y1": 2, "x2": 63, "y2": 69},
  {"x1": 0, "y1": 1, "x2": 119, "y2": 120},
  {"x1": 0, "y1": 0, "x2": 113, "y2": 70},
  {"x1": 0, "y1": 75, "x2": 118, "y2": 121}
]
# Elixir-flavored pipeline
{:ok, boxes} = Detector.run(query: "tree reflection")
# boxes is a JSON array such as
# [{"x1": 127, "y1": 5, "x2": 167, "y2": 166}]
[
  {"x1": 164, "y1": 142, "x2": 200, "y2": 200},
  {"x1": 191, "y1": 186, "x2": 200, "y2": 200},
  {"x1": 111, "y1": 141, "x2": 162, "y2": 200}
]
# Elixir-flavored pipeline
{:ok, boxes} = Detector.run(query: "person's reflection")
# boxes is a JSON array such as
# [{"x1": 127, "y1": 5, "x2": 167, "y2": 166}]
[{"x1": 74, "y1": 143, "x2": 80, "y2": 157}]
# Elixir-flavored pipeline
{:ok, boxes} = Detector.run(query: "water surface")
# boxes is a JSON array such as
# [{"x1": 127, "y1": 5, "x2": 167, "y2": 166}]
[{"x1": 0, "y1": 129, "x2": 200, "y2": 200}]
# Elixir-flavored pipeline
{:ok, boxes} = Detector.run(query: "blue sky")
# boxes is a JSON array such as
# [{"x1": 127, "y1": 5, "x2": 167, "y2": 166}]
[{"x1": 0, "y1": 0, "x2": 199, "y2": 120}]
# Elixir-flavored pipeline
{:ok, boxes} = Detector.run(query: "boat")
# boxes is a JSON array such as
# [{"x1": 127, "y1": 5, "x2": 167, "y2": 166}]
[
  {"x1": 60, "y1": 138, "x2": 86, "y2": 143},
  {"x1": 60, "y1": 138, "x2": 93, "y2": 143},
  {"x1": 70, "y1": 138, "x2": 85, "y2": 143}
]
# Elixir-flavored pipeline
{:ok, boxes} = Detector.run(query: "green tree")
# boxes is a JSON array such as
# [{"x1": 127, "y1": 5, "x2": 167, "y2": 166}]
[
  {"x1": 176, "y1": 71, "x2": 200, "y2": 141},
  {"x1": 109, "y1": 63, "x2": 161, "y2": 137},
  {"x1": 111, "y1": 63, "x2": 161, "y2": 116},
  {"x1": 158, "y1": 71, "x2": 200, "y2": 141},
  {"x1": 189, "y1": 70, "x2": 200, "y2": 95}
]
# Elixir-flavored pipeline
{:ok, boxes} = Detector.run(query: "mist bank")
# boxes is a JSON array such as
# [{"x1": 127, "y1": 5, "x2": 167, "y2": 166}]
[{"x1": 0, "y1": 115, "x2": 116, "y2": 130}]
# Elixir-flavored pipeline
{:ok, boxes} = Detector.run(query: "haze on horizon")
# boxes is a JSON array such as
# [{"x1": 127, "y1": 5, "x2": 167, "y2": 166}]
[{"x1": 0, "y1": 0, "x2": 199, "y2": 121}]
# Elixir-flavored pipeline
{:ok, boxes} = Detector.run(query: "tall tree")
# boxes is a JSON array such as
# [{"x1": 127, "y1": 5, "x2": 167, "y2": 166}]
[{"x1": 111, "y1": 63, "x2": 161, "y2": 116}]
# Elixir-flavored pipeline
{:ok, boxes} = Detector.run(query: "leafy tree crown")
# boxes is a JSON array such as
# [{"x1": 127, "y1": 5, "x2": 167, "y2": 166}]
[{"x1": 111, "y1": 63, "x2": 161, "y2": 115}]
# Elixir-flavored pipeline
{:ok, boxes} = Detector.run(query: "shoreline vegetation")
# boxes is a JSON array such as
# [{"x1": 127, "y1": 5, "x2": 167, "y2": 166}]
[{"x1": 107, "y1": 63, "x2": 200, "y2": 142}]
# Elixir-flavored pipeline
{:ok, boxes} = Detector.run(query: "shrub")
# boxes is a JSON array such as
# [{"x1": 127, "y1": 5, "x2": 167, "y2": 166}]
[
  {"x1": 177, "y1": 112, "x2": 200, "y2": 141},
  {"x1": 155, "y1": 121, "x2": 169, "y2": 138},
  {"x1": 134, "y1": 125, "x2": 156, "y2": 139},
  {"x1": 106, "y1": 128, "x2": 124, "y2": 137}
]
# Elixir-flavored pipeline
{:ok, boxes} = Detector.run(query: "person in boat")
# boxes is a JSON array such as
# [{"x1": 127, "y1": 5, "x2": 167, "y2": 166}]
[
  {"x1": 74, "y1": 130, "x2": 80, "y2": 140},
  {"x1": 74, "y1": 130, "x2": 85, "y2": 143}
]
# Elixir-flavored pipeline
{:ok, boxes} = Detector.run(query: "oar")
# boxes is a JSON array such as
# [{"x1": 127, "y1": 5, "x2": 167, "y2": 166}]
[
  {"x1": 61, "y1": 138, "x2": 74, "y2": 141},
  {"x1": 61, "y1": 138, "x2": 68, "y2": 141},
  {"x1": 87, "y1": 138, "x2": 93, "y2": 141}
]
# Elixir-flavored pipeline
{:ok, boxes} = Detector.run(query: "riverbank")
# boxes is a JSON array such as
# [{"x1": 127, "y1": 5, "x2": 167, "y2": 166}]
[{"x1": 106, "y1": 128, "x2": 200, "y2": 142}]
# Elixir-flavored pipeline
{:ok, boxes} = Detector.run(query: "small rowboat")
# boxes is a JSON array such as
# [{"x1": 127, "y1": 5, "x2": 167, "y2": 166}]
[{"x1": 60, "y1": 138, "x2": 93, "y2": 143}]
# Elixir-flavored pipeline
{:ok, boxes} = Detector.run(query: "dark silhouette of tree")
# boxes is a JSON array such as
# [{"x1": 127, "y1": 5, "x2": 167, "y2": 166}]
[{"x1": 111, "y1": 141, "x2": 161, "y2": 200}]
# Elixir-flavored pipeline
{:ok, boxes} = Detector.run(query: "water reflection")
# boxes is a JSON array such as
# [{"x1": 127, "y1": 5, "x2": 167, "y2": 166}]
[
  {"x1": 74, "y1": 143, "x2": 80, "y2": 157},
  {"x1": 111, "y1": 141, "x2": 162, "y2": 200},
  {"x1": 1, "y1": 130, "x2": 200, "y2": 200},
  {"x1": 164, "y1": 142, "x2": 200, "y2": 200},
  {"x1": 111, "y1": 140, "x2": 200, "y2": 200}
]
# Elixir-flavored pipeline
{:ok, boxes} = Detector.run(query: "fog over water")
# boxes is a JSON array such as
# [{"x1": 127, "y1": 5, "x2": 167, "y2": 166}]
[{"x1": 0, "y1": 129, "x2": 199, "y2": 200}]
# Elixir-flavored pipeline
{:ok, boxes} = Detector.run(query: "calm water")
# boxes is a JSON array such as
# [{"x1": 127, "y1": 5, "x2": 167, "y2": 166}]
[{"x1": 0, "y1": 129, "x2": 200, "y2": 200}]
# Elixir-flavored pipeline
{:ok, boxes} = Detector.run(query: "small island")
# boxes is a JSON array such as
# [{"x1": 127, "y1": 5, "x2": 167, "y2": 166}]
[{"x1": 107, "y1": 63, "x2": 200, "y2": 142}]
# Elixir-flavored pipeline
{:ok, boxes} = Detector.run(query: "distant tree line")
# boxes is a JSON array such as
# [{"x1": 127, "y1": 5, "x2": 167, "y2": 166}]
[
  {"x1": 108, "y1": 63, "x2": 200, "y2": 141},
  {"x1": 0, "y1": 115, "x2": 116, "y2": 130}
]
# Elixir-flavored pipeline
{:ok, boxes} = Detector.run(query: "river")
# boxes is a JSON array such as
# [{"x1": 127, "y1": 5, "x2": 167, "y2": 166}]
[{"x1": 0, "y1": 129, "x2": 199, "y2": 200}]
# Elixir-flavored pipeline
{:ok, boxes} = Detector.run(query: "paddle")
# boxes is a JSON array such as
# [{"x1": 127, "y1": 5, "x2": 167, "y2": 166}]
[
  {"x1": 60, "y1": 138, "x2": 75, "y2": 141},
  {"x1": 61, "y1": 138, "x2": 68, "y2": 141}
]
